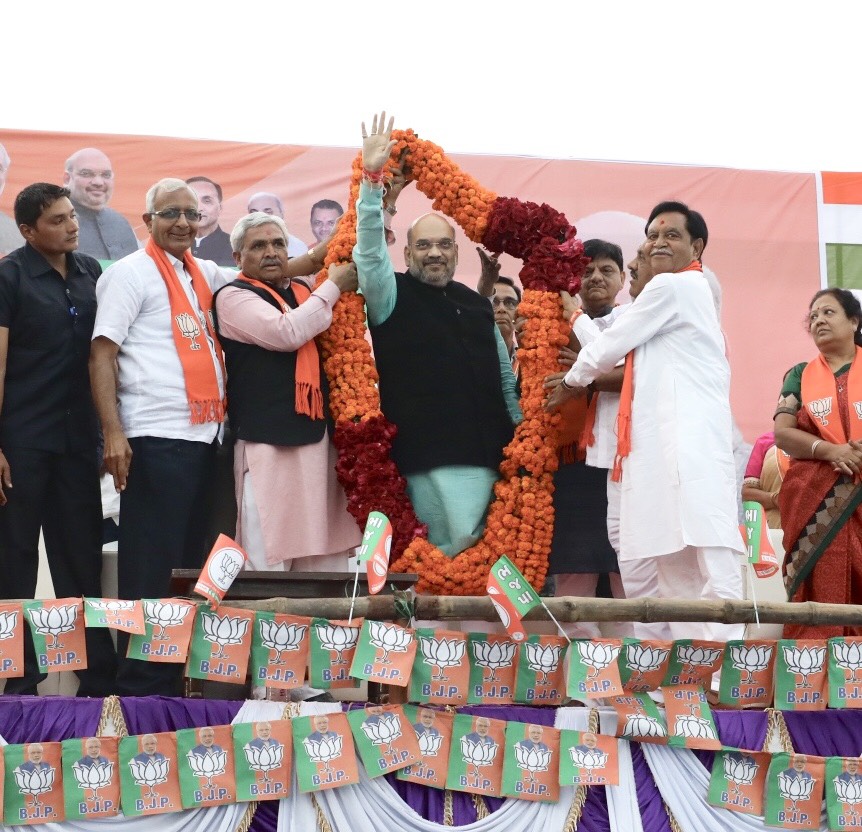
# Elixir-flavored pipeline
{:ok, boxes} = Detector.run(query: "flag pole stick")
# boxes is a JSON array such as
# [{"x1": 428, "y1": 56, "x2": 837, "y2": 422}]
[
  {"x1": 540, "y1": 600, "x2": 572, "y2": 644},
  {"x1": 347, "y1": 558, "x2": 361, "y2": 626},
  {"x1": 747, "y1": 567, "x2": 760, "y2": 627}
]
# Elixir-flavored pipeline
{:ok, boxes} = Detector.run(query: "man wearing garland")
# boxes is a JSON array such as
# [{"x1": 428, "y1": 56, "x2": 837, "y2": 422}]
[
  {"x1": 547, "y1": 202, "x2": 744, "y2": 642},
  {"x1": 353, "y1": 113, "x2": 521, "y2": 557}
]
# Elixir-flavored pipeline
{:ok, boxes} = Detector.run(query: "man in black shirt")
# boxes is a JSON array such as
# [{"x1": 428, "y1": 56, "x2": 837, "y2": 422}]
[{"x1": 0, "y1": 183, "x2": 116, "y2": 695}]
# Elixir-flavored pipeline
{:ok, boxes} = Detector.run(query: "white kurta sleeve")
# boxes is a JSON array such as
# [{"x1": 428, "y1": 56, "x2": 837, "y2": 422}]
[{"x1": 565, "y1": 276, "x2": 679, "y2": 387}]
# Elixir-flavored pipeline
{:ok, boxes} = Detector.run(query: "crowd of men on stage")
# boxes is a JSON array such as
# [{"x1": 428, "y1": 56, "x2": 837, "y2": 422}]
[{"x1": 0, "y1": 120, "x2": 745, "y2": 698}]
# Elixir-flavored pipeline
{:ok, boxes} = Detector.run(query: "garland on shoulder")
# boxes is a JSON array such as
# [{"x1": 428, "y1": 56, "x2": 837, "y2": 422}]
[{"x1": 315, "y1": 130, "x2": 587, "y2": 594}]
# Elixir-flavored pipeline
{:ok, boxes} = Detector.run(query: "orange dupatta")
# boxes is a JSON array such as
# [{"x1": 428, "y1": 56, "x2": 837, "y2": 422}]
[
  {"x1": 800, "y1": 347, "x2": 862, "y2": 445},
  {"x1": 145, "y1": 238, "x2": 226, "y2": 424},
  {"x1": 236, "y1": 274, "x2": 324, "y2": 420}
]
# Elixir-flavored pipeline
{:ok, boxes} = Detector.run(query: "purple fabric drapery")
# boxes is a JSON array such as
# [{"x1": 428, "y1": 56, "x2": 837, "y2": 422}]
[
  {"x1": 783, "y1": 711, "x2": 862, "y2": 757},
  {"x1": 0, "y1": 695, "x2": 103, "y2": 743}
]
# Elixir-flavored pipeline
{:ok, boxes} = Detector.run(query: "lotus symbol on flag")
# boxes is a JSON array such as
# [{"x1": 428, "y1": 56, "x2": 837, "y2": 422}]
[
  {"x1": 576, "y1": 641, "x2": 620, "y2": 679},
  {"x1": 723, "y1": 752, "x2": 758, "y2": 798},
  {"x1": 418, "y1": 732, "x2": 443, "y2": 757},
  {"x1": 729, "y1": 644, "x2": 773, "y2": 684},
  {"x1": 128, "y1": 756, "x2": 170, "y2": 800},
  {"x1": 524, "y1": 642, "x2": 562, "y2": 685},
  {"x1": 259, "y1": 620, "x2": 307, "y2": 663},
  {"x1": 674, "y1": 713, "x2": 717, "y2": 741},
  {"x1": 14, "y1": 764, "x2": 55, "y2": 809},
  {"x1": 676, "y1": 644, "x2": 722, "y2": 674},
  {"x1": 72, "y1": 759, "x2": 114, "y2": 802},
  {"x1": 419, "y1": 636, "x2": 465, "y2": 681},
  {"x1": 0, "y1": 608, "x2": 19, "y2": 640},
  {"x1": 28, "y1": 604, "x2": 77, "y2": 649},
  {"x1": 834, "y1": 775, "x2": 862, "y2": 816},
  {"x1": 460, "y1": 736, "x2": 498, "y2": 787},
  {"x1": 303, "y1": 733, "x2": 342, "y2": 776},
  {"x1": 360, "y1": 712, "x2": 403, "y2": 756},
  {"x1": 87, "y1": 599, "x2": 136, "y2": 612},
  {"x1": 472, "y1": 639, "x2": 517, "y2": 683},
  {"x1": 187, "y1": 749, "x2": 227, "y2": 788},
  {"x1": 315, "y1": 623, "x2": 359, "y2": 664},
  {"x1": 622, "y1": 714, "x2": 666, "y2": 738},
  {"x1": 368, "y1": 621, "x2": 412, "y2": 665},
  {"x1": 833, "y1": 642, "x2": 862, "y2": 682},
  {"x1": 143, "y1": 601, "x2": 190, "y2": 640},
  {"x1": 515, "y1": 743, "x2": 551, "y2": 783},
  {"x1": 783, "y1": 645, "x2": 826, "y2": 687},
  {"x1": 570, "y1": 745, "x2": 609, "y2": 771},
  {"x1": 243, "y1": 742, "x2": 284, "y2": 783},
  {"x1": 778, "y1": 770, "x2": 815, "y2": 811},
  {"x1": 214, "y1": 550, "x2": 243, "y2": 587},
  {"x1": 624, "y1": 643, "x2": 670, "y2": 685},
  {"x1": 176, "y1": 312, "x2": 201, "y2": 349},
  {"x1": 201, "y1": 613, "x2": 249, "y2": 659}
]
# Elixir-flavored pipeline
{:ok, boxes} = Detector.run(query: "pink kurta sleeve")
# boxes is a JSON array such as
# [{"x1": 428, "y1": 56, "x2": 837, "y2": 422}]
[{"x1": 215, "y1": 281, "x2": 340, "y2": 352}]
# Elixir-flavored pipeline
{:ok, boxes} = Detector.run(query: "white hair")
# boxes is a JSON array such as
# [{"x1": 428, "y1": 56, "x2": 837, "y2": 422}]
[
  {"x1": 230, "y1": 212, "x2": 291, "y2": 254},
  {"x1": 145, "y1": 178, "x2": 195, "y2": 213}
]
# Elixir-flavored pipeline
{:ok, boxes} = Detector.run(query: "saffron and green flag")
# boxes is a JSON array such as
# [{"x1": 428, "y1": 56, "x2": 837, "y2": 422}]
[{"x1": 486, "y1": 555, "x2": 541, "y2": 642}]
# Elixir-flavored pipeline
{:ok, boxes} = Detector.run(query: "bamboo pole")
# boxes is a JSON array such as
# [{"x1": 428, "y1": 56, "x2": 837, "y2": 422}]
[{"x1": 221, "y1": 595, "x2": 862, "y2": 626}]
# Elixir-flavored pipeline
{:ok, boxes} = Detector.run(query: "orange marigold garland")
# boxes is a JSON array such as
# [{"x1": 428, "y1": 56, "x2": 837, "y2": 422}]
[{"x1": 315, "y1": 130, "x2": 587, "y2": 592}]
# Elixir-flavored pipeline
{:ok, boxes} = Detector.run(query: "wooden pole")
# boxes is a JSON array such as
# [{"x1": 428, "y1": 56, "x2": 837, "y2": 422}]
[{"x1": 223, "y1": 595, "x2": 862, "y2": 627}]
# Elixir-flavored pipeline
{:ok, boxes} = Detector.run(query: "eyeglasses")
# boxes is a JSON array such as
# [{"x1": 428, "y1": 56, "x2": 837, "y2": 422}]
[
  {"x1": 412, "y1": 238, "x2": 455, "y2": 252},
  {"x1": 74, "y1": 169, "x2": 113, "y2": 180},
  {"x1": 149, "y1": 208, "x2": 202, "y2": 222},
  {"x1": 492, "y1": 297, "x2": 519, "y2": 310}
]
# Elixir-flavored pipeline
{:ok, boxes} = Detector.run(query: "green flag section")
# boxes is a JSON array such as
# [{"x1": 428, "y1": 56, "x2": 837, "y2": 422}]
[
  {"x1": 664, "y1": 685, "x2": 721, "y2": 750},
  {"x1": 826, "y1": 756, "x2": 862, "y2": 830},
  {"x1": 775, "y1": 639, "x2": 829, "y2": 711},
  {"x1": 251, "y1": 612, "x2": 310, "y2": 690},
  {"x1": 397, "y1": 706, "x2": 454, "y2": 789},
  {"x1": 617, "y1": 639, "x2": 672, "y2": 693},
  {"x1": 445, "y1": 713, "x2": 506, "y2": 798},
  {"x1": 829, "y1": 637, "x2": 862, "y2": 708},
  {"x1": 193, "y1": 534, "x2": 248, "y2": 609},
  {"x1": 3, "y1": 741, "x2": 65, "y2": 825},
  {"x1": 707, "y1": 748, "x2": 769, "y2": 815},
  {"x1": 350, "y1": 619, "x2": 416, "y2": 687},
  {"x1": 410, "y1": 628, "x2": 469, "y2": 705},
  {"x1": 186, "y1": 606, "x2": 254, "y2": 684},
  {"x1": 83, "y1": 599, "x2": 145, "y2": 635},
  {"x1": 764, "y1": 752, "x2": 825, "y2": 829},
  {"x1": 357, "y1": 511, "x2": 393, "y2": 595},
  {"x1": 176, "y1": 725, "x2": 236, "y2": 809},
  {"x1": 558, "y1": 729, "x2": 619, "y2": 787},
  {"x1": 486, "y1": 555, "x2": 542, "y2": 642},
  {"x1": 119, "y1": 732, "x2": 182, "y2": 817},
  {"x1": 499, "y1": 722, "x2": 559, "y2": 803},
  {"x1": 516, "y1": 634, "x2": 567, "y2": 705},
  {"x1": 233, "y1": 720, "x2": 292, "y2": 802},
  {"x1": 718, "y1": 640, "x2": 776, "y2": 708},
  {"x1": 293, "y1": 713, "x2": 359, "y2": 793},
  {"x1": 22, "y1": 598, "x2": 87, "y2": 676},
  {"x1": 62, "y1": 736, "x2": 120, "y2": 820},
  {"x1": 568, "y1": 639, "x2": 623, "y2": 700},
  {"x1": 127, "y1": 599, "x2": 196, "y2": 664},
  {"x1": 740, "y1": 501, "x2": 779, "y2": 577},
  {"x1": 309, "y1": 617, "x2": 362, "y2": 689},
  {"x1": 347, "y1": 705, "x2": 421, "y2": 778},
  {"x1": 610, "y1": 693, "x2": 668, "y2": 744},
  {"x1": 0, "y1": 603, "x2": 24, "y2": 679},
  {"x1": 662, "y1": 640, "x2": 724, "y2": 687},
  {"x1": 467, "y1": 633, "x2": 518, "y2": 704}
]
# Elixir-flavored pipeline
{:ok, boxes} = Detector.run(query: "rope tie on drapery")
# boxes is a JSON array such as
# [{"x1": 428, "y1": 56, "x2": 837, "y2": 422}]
[
  {"x1": 472, "y1": 792, "x2": 490, "y2": 819},
  {"x1": 97, "y1": 695, "x2": 128, "y2": 737},
  {"x1": 312, "y1": 793, "x2": 334, "y2": 832},
  {"x1": 764, "y1": 708, "x2": 795, "y2": 753},
  {"x1": 561, "y1": 708, "x2": 600, "y2": 831},
  {"x1": 443, "y1": 788, "x2": 454, "y2": 826}
]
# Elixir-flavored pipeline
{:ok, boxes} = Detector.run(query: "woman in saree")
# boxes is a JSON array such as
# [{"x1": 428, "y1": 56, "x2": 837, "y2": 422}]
[{"x1": 775, "y1": 288, "x2": 862, "y2": 638}]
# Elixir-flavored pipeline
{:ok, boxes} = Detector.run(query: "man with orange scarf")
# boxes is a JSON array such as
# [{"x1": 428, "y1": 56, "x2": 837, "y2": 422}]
[
  {"x1": 90, "y1": 178, "x2": 229, "y2": 695},
  {"x1": 213, "y1": 213, "x2": 360, "y2": 571},
  {"x1": 547, "y1": 202, "x2": 744, "y2": 643}
]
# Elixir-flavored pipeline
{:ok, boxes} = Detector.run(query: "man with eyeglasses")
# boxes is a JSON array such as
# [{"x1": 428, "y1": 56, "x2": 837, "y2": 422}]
[
  {"x1": 90, "y1": 178, "x2": 229, "y2": 695},
  {"x1": 64, "y1": 148, "x2": 138, "y2": 262},
  {"x1": 0, "y1": 182, "x2": 117, "y2": 696},
  {"x1": 354, "y1": 114, "x2": 520, "y2": 557}
]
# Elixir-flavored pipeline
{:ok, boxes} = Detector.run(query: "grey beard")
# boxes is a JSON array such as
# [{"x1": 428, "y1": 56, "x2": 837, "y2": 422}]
[{"x1": 408, "y1": 263, "x2": 454, "y2": 286}]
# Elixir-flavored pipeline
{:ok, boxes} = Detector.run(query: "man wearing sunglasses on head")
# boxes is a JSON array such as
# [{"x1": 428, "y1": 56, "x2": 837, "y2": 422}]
[{"x1": 90, "y1": 178, "x2": 231, "y2": 696}]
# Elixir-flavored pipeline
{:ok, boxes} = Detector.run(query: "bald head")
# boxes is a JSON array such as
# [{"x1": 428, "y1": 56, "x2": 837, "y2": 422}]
[
  {"x1": 248, "y1": 192, "x2": 283, "y2": 218},
  {"x1": 64, "y1": 147, "x2": 114, "y2": 210},
  {"x1": 405, "y1": 213, "x2": 458, "y2": 287}
]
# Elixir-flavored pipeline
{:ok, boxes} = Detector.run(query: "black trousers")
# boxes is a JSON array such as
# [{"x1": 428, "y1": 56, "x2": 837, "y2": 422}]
[
  {"x1": 116, "y1": 436, "x2": 217, "y2": 696},
  {"x1": 0, "y1": 446, "x2": 117, "y2": 696}
]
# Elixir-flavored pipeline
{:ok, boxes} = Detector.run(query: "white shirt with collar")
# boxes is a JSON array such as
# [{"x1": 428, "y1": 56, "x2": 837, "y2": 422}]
[{"x1": 93, "y1": 248, "x2": 230, "y2": 442}]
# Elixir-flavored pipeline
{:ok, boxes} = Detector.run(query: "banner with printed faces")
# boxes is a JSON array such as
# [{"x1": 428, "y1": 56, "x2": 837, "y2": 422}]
[
  {"x1": 347, "y1": 705, "x2": 421, "y2": 777},
  {"x1": 293, "y1": 712, "x2": 359, "y2": 793},
  {"x1": 558, "y1": 729, "x2": 619, "y2": 787},
  {"x1": 233, "y1": 719, "x2": 292, "y2": 803},
  {"x1": 176, "y1": 725, "x2": 236, "y2": 809},
  {"x1": 62, "y1": 736, "x2": 120, "y2": 820},
  {"x1": 764, "y1": 752, "x2": 824, "y2": 830},
  {"x1": 501, "y1": 721, "x2": 560, "y2": 803},
  {"x1": 397, "y1": 706, "x2": 453, "y2": 789},
  {"x1": 3, "y1": 741, "x2": 64, "y2": 826},
  {"x1": 825, "y1": 755, "x2": 862, "y2": 830},
  {"x1": 119, "y1": 732, "x2": 182, "y2": 817},
  {"x1": 446, "y1": 714, "x2": 506, "y2": 798}
]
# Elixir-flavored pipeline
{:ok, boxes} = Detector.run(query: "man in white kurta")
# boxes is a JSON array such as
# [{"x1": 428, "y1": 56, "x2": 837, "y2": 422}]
[{"x1": 549, "y1": 202, "x2": 744, "y2": 642}]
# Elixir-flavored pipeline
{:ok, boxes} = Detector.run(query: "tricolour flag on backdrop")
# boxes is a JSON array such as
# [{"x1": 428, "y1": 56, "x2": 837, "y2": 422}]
[
  {"x1": 664, "y1": 685, "x2": 721, "y2": 750},
  {"x1": 740, "y1": 501, "x2": 779, "y2": 577},
  {"x1": 516, "y1": 634, "x2": 567, "y2": 705},
  {"x1": 446, "y1": 713, "x2": 506, "y2": 798},
  {"x1": 356, "y1": 511, "x2": 392, "y2": 595},
  {"x1": 774, "y1": 639, "x2": 828, "y2": 711},
  {"x1": 22, "y1": 598, "x2": 87, "y2": 675},
  {"x1": 250, "y1": 612, "x2": 310, "y2": 690},
  {"x1": 186, "y1": 606, "x2": 254, "y2": 684},
  {"x1": 486, "y1": 555, "x2": 541, "y2": 642},
  {"x1": 718, "y1": 640, "x2": 776, "y2": 708},
  {"x1": 83, "y1": 598, "x2": 145, "y2": 635},
  {"x1": 467, "y1": 632, "x2": 518, "y2": 704},
  {"x1": 825, "y1": 756, "x2": 862, "y2": 830},
  {"x1": 764, "y1": 752, "x2": 824, "y2": 830},
  {"x1": 3, "y1": 741, "x2": 65, "y2": 826},
  {"x1": 0, "y1": 603, "x2": 24, "y2": 679},
  {"x1": 558, "y1": 729, "x2": 619, "y2": 787},
  {"x1": 410, "y1": 628, "x2": 469, "y2": 705},
  {"x1": 818, "y1": 172, "x2": 862, "y2": 292},
  {"x1": 829, "y1": 637, "x2": 862, "y2": 708},
  {"x1": 62, "y1": 736, "x2": 120, "y2": 820},
  {"x1": 233, "y1": 719, "x2": 292, "y2": 802},
  {"x1": 119, "y1": 732, "x2": 182, "y2": 817},
  {"x1": 501, "y1": 721, "x2": 560, "y2": 803},
  {"x1": 397, "y1": 705, "x2": 454, "y2": 788},
  {"x1": 707, "y1": 748, "x2": 770, "y2": 815},
  {"x1": 176, "y1": 725, "x2": 236, "y2": 809},
  {"x1": 193, "y1": 534, "x2": 248, "y2": 609},
  {"x1": 347, "y1": 704, "x2": 421, "y2": 778},
  {"x1": 309, "y1": 617, "x2": 362, "y2": 689},
  {"x1": 568, "y1": 639, "x2": 623, "y2": 700},
  {"x1": 126, "y1": 599, "x2": 196, "y2": 663}
]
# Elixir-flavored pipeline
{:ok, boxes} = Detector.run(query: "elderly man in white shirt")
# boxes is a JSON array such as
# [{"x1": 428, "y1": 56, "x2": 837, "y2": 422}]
[{"x1": 90, "y1": 177, "x2": 229, "y2": 696}]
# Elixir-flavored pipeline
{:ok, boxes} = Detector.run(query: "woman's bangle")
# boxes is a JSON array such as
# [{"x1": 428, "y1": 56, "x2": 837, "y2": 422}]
[{"x1": 811, "y1": 439, "x2": 823, "y2": 458}]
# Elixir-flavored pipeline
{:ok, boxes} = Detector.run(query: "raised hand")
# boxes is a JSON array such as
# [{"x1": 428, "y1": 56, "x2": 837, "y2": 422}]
[{"x1": 361, "y1": 111, "x2": 396, "y2": 174}]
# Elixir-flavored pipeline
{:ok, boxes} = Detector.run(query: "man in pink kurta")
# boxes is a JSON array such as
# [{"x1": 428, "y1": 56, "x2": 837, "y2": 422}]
[{"x1": 213, "y1": 213, "x2": 360, "y2": 570}]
